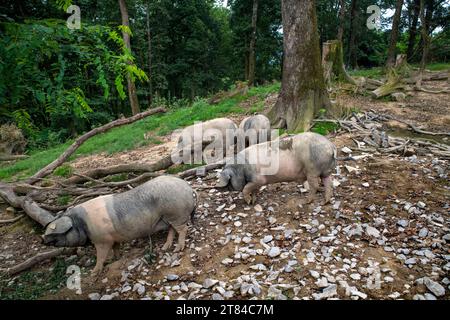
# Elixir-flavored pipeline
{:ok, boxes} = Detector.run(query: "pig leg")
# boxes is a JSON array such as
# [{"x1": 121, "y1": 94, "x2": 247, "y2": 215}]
[
  {"x1": 243, "y1": 182, "x2": 259, "y2": 205},
  {"x1": 173, "y1": 224, "x2": 188, "y2": 252},
  {"x1": 306, "y1": 175, "x2": 319, "y2": 204},
  {"x1": 112, "y1": 242, "x2": 121, "y2": 260},
  {"x1": 162, "y1": 227, "x2": 175, "y2": 251},
  {"x1": 321, "y1": 176, "x2": 333, "y2": 205},
  {"x1": 92, "y1": 242, "x2": 113, "y2": 277}
]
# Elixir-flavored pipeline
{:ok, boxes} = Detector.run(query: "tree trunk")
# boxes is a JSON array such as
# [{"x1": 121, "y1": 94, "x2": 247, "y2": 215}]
[
  {"x1": 337, "y1": 0, "x2": 346, "y2": 42},
  {"x1": 322, "y1": 40, "x2": 357, "y2": 88},
  {"x1": 268, "y1": 0, "x2": 330, "y2": 132},
  {"x1": 386, "y1": 0, "x2": 404, "y2": 68},
  {"x1": 407, "y1": 0, "x2": 420, "y2": 61},
  {"x1": 248, "y1": 0, "x2": 258, "y2": 87},
  {"x1": 146, "y1": 4, "x2": 153, "y2": 107},
  {"x1": 347, "y1": 0, "x2": 358, "y2": 69},
  {"x1": 417, "y1": 0, "x2": 430, "y2": 86},
  {"x1": 118, "y1": 0, "x2": 140, "y2": 115}
]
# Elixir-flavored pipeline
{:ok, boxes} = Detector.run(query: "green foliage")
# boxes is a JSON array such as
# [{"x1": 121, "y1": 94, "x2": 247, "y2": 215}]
[
  {"x1": 0, "y1": 19, "x2": 147, "y2": 149},
  {"x1": 311, "y1": 121, "x2": 340, "y2": 136},
  {"x1": 0, "y1": 258, "x2": 70, "y2": 300},
  {"x1": 53, "y1": 164, "x2": 73, "y2": 177},
  {"x1": 57, "y1": 194, "x2": 72, "y2": 206}
]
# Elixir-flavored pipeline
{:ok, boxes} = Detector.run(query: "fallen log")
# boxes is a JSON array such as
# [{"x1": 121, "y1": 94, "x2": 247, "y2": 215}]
[
  {"x1": 0, "y1": 154, "x2": 29, "y2": 161},
  {"x1": 65, "y1": 155, "x2": 173, "y2": 185},
  {"x1": 26, "y1": 107, "x2": 166, "y2": 185}
]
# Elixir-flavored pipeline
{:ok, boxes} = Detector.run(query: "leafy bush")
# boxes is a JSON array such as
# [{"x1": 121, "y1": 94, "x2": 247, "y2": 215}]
[{"x1": 0, "y1": 19, "x2": 147, "y2": 149}]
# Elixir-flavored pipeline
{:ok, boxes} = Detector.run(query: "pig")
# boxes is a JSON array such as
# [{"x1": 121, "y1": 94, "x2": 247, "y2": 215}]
[
  {"x1": 176, "y1": 117, "x2": 238, "y2": 152},
  {"x1": 217, "y1": 132, "x2": 336, "y2": 205},
  {"x1": 238, "y1": 114, "x2": 271, "y2": 148},
  {"x1": 42, "y1": 176, "x2": 196, "y2": 276}
]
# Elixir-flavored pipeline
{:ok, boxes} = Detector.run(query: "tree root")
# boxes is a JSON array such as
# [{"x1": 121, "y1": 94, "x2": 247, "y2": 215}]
[
  {"x1": 0, "y1": 214, "x2": 24, "y2": 225},
  {"x1": 1, "y1": 248, "x2": 76, "y2": 275}
]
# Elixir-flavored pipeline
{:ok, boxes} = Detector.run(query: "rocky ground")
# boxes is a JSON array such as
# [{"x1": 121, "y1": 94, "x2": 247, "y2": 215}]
[{"x1": 0, "y1": 80, "x2": 449, "y2": 300}]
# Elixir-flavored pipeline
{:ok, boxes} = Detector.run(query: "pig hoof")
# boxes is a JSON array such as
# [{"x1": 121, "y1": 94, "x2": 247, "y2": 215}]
[
  {"x1": 244, "y1": 194, "x2": 252, "y2": 205},
  {"x1": 174, "y1": 244, "x2": 185, "y2": 253},
  {"x1": 91, "y1": 270, "x2": 101, "y2": 280},
  {"x1": 161, "y1": 243, "x2": 171, "y2": 251}
]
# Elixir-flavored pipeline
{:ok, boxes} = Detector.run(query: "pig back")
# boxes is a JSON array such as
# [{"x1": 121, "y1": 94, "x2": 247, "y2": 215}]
[
  {"x1": 106, "y1": 176, "x2": 195, "y2": 240},
  {"x1": 292, "y1": 133, "x2": 336, "y2": 177}
]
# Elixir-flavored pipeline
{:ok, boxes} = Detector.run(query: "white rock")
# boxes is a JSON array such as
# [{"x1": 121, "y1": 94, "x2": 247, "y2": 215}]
[
  {"x1": 362, "y1": 182, "x2": 370, "y2": 188},
  {"x1": 310, "y1": 270, "x2": 320, "y2": 279},
  {"x1": 203, "y1": 278, "x2": 219, "y2": 289},
  {"x1": 254, "y1": 204, "x2": 263, "y2": 212},
  {"x1": 350, "y1": 273, "x2": 361, "y2": 280},
  {"x1": 316, "y1": 277, "x2": 329, "y2": 288},
  {"x1": 267, "y1": 247, "x2": 281, "y2": 258},
  {"x1": 262, "y1": 235, "x2": 273, "y2": 243},
  {"x1": 423, "y1": 277, "x2": 445, "y2": 297},
  {"x1": 365, "y1": 226, "x2": 380, "y2": 238},
  {"x1": 341, "y1": 147, "x2": 352, "y2": 154},
  {"x1": 88, "y1": 293, "x2": 101, "y2": 300},
  {"x1": 166, "y1": 274, "x2": 179, "y2": 281},
  {"x1": 221, "y1": 258, "x2": 233, "y2": 265}
]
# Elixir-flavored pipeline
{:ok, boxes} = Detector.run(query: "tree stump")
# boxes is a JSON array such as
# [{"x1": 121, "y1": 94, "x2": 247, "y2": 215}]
[{"x1": 322, "y1": 40, "x2": 357, "y2": 88}]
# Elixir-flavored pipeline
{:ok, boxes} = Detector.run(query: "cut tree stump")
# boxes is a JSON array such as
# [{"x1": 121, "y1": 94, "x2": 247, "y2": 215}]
[{"x1": 322, "y1": 40, "x2": 357, "y2": 88}]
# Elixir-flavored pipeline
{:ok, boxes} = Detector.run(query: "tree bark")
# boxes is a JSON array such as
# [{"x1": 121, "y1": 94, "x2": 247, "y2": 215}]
[
  {"x1": 337, "y1": 0, "x2": 346, "y2": 42},
  {"x1": 347, "y1": 0, "x2": 358, "y2": 69},
  {"x1": 406, "y1": 0, "x2": 420, "y2": 61},
  {"x1": 386, "y1": 0, "x2": 405, "y2": 68},
  {"x1": 268, "y1": 0, "x2": 330, "y2": 132},
  {"x1": 118, "y1": 0, "x2": 140, "y2": 115},
  {"x1": 248, "y1": 0, "x2": 259, "y2": 87},
  {"x1": 417, "y1": 0, "x2": 430, "y2": 86},
  {"x1": 146, "y1": 4, "x2": 153, "y2": 107}
]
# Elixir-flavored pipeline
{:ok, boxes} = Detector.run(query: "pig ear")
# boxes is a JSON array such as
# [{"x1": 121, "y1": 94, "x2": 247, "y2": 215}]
[{"x1": 45, "y1": 216, "x2": 73, "y2": 235}]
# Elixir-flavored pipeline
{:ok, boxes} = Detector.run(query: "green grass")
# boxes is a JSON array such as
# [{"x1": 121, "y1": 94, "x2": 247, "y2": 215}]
[
  {"x1": 0, "y1": 258, "x2": 70, "y2": 300},
  {"x1": 0, "y1": 82, "x2": 280, "y2": 181},
  {"x1": 349, "y1": 67, "x2": 383, "y2": 78},
  {"x1": 421, "y1": 62, "x2": 450, "y2": 71},
  {"x1": 349, "y1": 62, "x2": 450, "y2": 79}
]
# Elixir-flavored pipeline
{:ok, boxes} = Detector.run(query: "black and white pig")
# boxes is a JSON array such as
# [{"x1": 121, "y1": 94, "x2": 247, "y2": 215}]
[
  {"x1": 217, "y1": 132, "x2": 337, "y2": 205},
  {"x1": 42, "y1": 176, "x2": 196, "y2": 276}
]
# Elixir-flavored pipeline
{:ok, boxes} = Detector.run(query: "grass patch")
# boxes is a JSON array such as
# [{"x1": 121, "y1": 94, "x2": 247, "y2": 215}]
[
  {"x1": 349, "y1": 67, "x2": 383, "y2": 78},
  {"x1": 166, "y1": 163, "x2": 203, "y2": 174},
  {"x1": 56, "y1": 194, "x2": 72, "y2": 206},
  {"x1": 53, "y1": 164, "x2": 73, "y2": 177},
  {"x1": 0, "y1": 82, "x2": 280, "y2": 181},
  {"x1": 0, "y1": 258, "x2": 70, "y2": 300},
  {"x1": 311, "y1": 121, "x2": 340, "y2": 135}
]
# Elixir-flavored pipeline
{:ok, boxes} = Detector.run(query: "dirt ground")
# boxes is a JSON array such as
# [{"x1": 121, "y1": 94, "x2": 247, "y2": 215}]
[{"x1": 0, "y1": 79, "x2": 449, "y2": 300}]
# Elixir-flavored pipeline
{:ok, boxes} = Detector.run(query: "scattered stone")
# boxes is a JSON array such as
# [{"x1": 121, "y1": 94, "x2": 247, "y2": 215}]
[
  {"x1": 268, "y1": 247, "x2": 281, "y2": 258},
  {"x1": 397, "y1": 219, "x2": 409, "y2": 228},
  {"x1": 365, "y1": 226, "x2": 380, "y2": 238},
  {"x1": 166, "y1": 274, "x2": 179, "y2": 281},
  {"x1": 203, "y1": 278, "x2": 219, "y2": 289},
  {"x1": 423, "y1": 277, "x2": 445, "y2": 297},
  {"x1": 88, "y1": 293, "x2": 101, "y2": 300}
]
